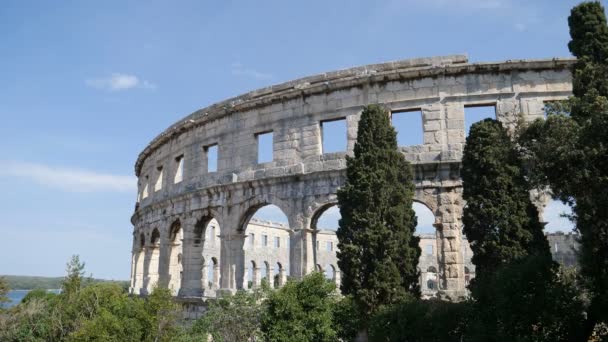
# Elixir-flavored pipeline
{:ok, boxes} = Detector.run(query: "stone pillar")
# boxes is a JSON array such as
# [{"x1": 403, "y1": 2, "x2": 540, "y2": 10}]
[
  {"x1": 143, "y1": 245, "x2": 160, "y2": 294},
  {"x1": 132, "y1": 248, "x2": 145, "y2": 295},
  {"x1": 219, "y1": 232, "x2": 245, "y2": 292},
  {"x1": 157, "y1": 229, "x2": 171, "y2": 289},
  {"x1": 435, "y1": 188, "x2": 466, "y2": 299},
  {"x1": 179, "y1": 216, "x2": 205, "y2": 298},
  {"x1": 129, "y1": 250, "x2": 136, "y2": 294},
  {"x1": 289, "y1": 208, "x2": 316, "y2": 279},
  {"x1": 252, "y1": 266, "x2": 261, "y2": 288}
]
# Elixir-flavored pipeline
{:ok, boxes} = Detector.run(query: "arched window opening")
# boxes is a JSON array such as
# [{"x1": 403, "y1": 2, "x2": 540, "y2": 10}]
[
  {"x1": 248, "y1": 261, "x2": 257, "y2": 289},
  {"x1": 242, "y1": 204, "x2": 291, "y2": 290},
  {"x1": 325, "y1": 264, "x2": 335, "y2": 281},
  {"x1": 274, "y1": 262, "x2": 283, "y2": 288},
  {"x1": 413, "y1": 202, "x2": 436, "y2": 236}
]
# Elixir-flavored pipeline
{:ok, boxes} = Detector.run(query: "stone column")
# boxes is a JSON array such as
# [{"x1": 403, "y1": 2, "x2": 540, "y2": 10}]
[
  {"x1": 219, "y1": 232, "x2": 245, "y2": 292},
  {"x1": 179, "y1": 216, "x2": 205, "y2": 298},
  {"x1": 144, "y1": 245, "x2": 160, "y2": 294},
  {"x1": 289, "y1": 209, "x2": 315, "y2": 279},
  {"x1": 157, "y1": 229, "x2": 171, "y2": 289},
  {"x1": 435, "y1": 188, "x2": 466, "y2": 299}
]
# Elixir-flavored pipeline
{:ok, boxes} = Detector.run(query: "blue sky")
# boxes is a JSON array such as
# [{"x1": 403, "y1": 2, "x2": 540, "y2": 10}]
[{"x1": 0, "y1": 0, "x2": 582, "y2": 280}]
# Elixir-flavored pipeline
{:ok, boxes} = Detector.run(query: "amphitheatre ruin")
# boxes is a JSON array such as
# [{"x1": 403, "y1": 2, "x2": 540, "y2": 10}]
[{"x1": 129, "y1": 55, "x2": 577, "y2": 310}]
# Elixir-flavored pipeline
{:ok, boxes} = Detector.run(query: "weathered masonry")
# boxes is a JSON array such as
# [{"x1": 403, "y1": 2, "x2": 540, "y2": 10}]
[{"x1": 129, "y1": 55, "x2": 574, "y2": 300}]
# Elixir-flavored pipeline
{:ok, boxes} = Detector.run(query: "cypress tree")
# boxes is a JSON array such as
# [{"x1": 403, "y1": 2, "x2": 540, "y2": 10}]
[
  {"x1": 462, "y1": 119, "x2": 565, "y2": 340},
  {"x1": 520, "y1": 3, "x2": 608, "y2": 335},
  {"x1": 336, "y1": 104, "x2": 420, "y2": 319},
  {"x1": 462, "y1": 119, "x2": 550, "y2": 285},
  {"x1": 568, "y1": 1, "x2": 608, "y2": 330}
]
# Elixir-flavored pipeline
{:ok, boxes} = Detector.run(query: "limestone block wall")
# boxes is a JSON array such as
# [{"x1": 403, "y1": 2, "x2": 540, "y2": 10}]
[{"x1": 130, "y1": 55, "x2": 574, "y2": 300}]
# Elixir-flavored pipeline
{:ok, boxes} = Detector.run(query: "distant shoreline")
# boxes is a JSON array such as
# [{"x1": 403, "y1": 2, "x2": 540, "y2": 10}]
[{"x1": 2, "y1": 275, "x2": 128, "y2": 290}]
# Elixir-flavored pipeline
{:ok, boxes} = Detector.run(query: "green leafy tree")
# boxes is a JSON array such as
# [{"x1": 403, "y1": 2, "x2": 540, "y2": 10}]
[
  {"x1": 261, "y1": 272, "x2": 338, "y2": 341},
  {"x1": 520, "y1": 2, "x2": 608, "y2": 336},
  {"x1": 336, "y1": 104, "x2": 421, "y2": 321},
  {"x1": 190, "y1": 287, "x2": 268, "y2": 342},
  {"x1": 144, "y1": 286, "x2": 181, "y2": 342},
  {"x1": 62, "y1": 255, "x2": 86, "y2": 298},
  {"x1": 368, "y1": 298, "x2": 469, "y2": 342},
  {"x1": 462, "y1": 119, "x2": 550, "y2": 281}
]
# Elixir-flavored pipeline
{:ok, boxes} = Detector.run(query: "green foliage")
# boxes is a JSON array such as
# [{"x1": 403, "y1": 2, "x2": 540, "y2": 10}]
[
  {"x1": 0, "y1": 256, "x2": 181, "y2": 342},
  {"x1": 0, "y1": 277, "x2": 9, "y2": 308},
  {"x1": 261, "y1": 272, "x2": 338, "y2": 341},
  {"x1": 368, "y1": 298, "x2": 469, "y2": 342},
  {"x1": 190, "y1": 288, "x2": 267, "y2": 341},
  {"x1": 0, "y1": 275, "x2": 129, "y2": 291},
  {"x1": 467, "y1": 255, "x2": 585, "y2": 342},
  {"x1": 462, "y1": 119, "x2": 550, "y2": 280},
  {"x1": 332, "y1": 296, "x2": 362, "y2": 341},
  {"x1": 337, "y1": 104, "x2": 421, "y2": 318},
  {"x1": 518, "y1": 2, "x2": 608, "y2": 336},
  {"x1": 568, "y1": 1, "x2": 608, "y2": 62}
]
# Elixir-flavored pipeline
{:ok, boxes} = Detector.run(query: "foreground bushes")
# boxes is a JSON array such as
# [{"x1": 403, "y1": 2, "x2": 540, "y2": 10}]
[{"x1": 0, "y1": 266, "x2": 592, "y2": 341}]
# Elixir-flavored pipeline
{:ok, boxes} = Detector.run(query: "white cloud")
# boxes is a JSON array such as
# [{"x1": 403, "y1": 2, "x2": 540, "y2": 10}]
[
  {"x1": 0, "y1": 161, "x2": 136, "y2": 193},
  {"x1": 231, "y1": 62, "x2": 273, "y2": 80},
  {"x1": 85, "y1": 73, "x2": 156, "y2": 91}
]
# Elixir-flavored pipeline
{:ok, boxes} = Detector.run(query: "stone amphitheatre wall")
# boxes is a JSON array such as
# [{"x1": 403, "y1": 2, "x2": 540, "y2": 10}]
[{"x1": 129, "y1": 55, "x2": 574, "y2": 300}]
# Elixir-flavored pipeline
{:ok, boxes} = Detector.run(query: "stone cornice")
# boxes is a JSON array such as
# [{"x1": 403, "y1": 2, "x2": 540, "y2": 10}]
[{"x1": 134, "y1": 55, "x2": 575, "y2": 176}]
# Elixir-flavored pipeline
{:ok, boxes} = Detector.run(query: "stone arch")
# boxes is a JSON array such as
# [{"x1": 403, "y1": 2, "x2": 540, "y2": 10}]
[
  {"x1": 237, "y1": 197, "x2": 292, "y2": 233},
  {"x1": 324, "y1": 264, "x2": 336, "y2": 281},
  {"x1": 167, "y1": 219, "x2": 183, "y2": 295},
  {"x1": 310, "y1": 202, "x2": 339, "y2": 231},
  {"x1": 181, "y1": 213, "x2": 222, "y2": 298},
  {"x1": 239, "y1": 201, "x2": 291, "y2": 291}
]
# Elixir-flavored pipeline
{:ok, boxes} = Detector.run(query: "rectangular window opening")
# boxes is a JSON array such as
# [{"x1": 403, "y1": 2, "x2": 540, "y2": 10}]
[
  {"x1": 425, "y1": 244, "x2": 434, "y2": 256},
  {"x1": 154, "y1": 166, "x2": 163, "y2": 192},
  {"x1": 464, "y1": 105, "x2": 496, "y2": 136},
  {"x1": 142, "y1": 175, "x2": 149, "y2": 199},
  {"x1": 174, "y1": 155, "x2": 184, "y2": 183},
  {"x1": 250, "y1": 233, "x2": 255, "y2": 249},
  {"x1": 321, "y1": 118, "x2": 347, "y2": 153},
  {"x1": 391, "y1": 109, "x2": 423, "y2": 146},
  {"x1": 274, "y1": 236, "x2": 280, "y2": 248},
  {"x1": 256, "y1": 132, "x2": 273, "y2": 164},
  {"x1": 326, "y1": 241, "x2": 333, "y2": 252},
  {"x1": 263, "y1": 234, "x2": 268, "y2": 247},
  {"x1": 205, "y1": 144, "x2": 218, "y2": 173}
]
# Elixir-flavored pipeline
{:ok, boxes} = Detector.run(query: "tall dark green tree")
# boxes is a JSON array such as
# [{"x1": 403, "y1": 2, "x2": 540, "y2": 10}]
[
  {"x1": 520, "y1": 2, "x2": 608, "y2": 335},
  {"x1": 461, "y1": 119, "x2": 577, "y2": 340},
  {"x1": 462, "y1": 119, "x2": 550, "y2": 281},
  {"x1": 336, "y1": 104, "x2": 420, "y2": 319}
]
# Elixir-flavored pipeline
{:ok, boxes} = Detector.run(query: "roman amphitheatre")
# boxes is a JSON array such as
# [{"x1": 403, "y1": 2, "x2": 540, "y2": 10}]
[{"x1": 129, "y1": 54, "x2": 575, "y2": 312}]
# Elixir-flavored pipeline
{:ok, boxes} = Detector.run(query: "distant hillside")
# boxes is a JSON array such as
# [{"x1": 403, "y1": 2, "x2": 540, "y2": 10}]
[{"x1": 1, "y1": 275, "x2": 129, "y2": 290}]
